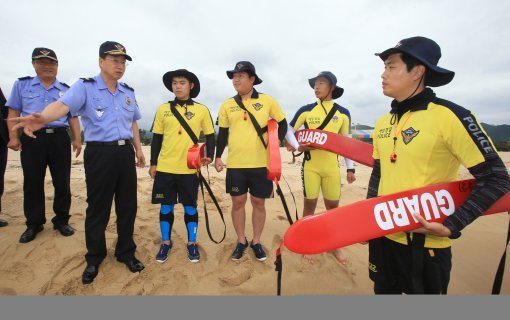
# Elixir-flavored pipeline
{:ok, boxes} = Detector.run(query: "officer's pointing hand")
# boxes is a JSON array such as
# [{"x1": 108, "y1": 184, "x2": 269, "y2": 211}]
[{"x1": 10, "y1": 113, "x2": 46, "y2": 138}]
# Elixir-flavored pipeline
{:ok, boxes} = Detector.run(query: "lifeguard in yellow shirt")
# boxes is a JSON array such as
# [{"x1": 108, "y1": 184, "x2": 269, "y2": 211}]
[{"x1": 286, "y1": 71, "x2": 356, "y2": 264}]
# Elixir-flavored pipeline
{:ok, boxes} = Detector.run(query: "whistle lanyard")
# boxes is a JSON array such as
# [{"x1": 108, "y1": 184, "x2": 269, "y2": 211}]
[
  {"x1": 177, "y1": 104, "x2": 189, "y2": 135},
  {"x1": 390, "y1": 111, "x2": 415, "y2": 163}
]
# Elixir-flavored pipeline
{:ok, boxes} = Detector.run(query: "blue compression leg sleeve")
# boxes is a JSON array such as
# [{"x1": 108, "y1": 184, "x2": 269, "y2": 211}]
[
  {"x1": 159, "y1": 204, "x2": 175, "y2": 242},
  {"x1": 184, "y1": 205, "x2": 198, "y2": 243}
]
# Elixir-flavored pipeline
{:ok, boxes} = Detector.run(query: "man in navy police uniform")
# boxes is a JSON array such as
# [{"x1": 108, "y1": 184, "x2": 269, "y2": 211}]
[
  {"x1": 6, "y1": 47, "x2": 81, "y2": 242},
  {"x1": 12, "y1": 41, "x2": 146, "y2": 285}
]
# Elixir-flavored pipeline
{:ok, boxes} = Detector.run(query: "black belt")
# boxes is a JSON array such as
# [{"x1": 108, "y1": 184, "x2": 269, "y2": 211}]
[
  {"x1": 86, "y1": 139, "x2": 132, "y2": 146},
  {"x1": 34, "y1": 127, "x2": 68, "y2": 134}
]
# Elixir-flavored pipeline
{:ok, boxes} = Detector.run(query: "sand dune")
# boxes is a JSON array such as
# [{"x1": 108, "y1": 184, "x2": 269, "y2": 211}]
[{"x1": 0, "y1": 147, "x2": 508, "y2": 295}]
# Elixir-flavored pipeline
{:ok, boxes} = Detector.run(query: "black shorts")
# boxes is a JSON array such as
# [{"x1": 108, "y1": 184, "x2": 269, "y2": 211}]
[
  {"x1": 151, "y1": 172, "x2": 199, "y2": 206},
  {"x1": 369, "y1": 236, "x2": 452, "y2": 294},
  {"x1": 226, "y1": 167, "x2": 273, "y2": 198}
]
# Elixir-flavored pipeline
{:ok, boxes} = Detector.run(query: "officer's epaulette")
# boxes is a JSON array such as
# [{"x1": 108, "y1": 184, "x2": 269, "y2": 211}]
[
  {"x1": 80, "y1": 77, "x2": 96, "y2": 83},
  {"x1": 120, "y1": 82, "x2": 134, "y2": 91},
  {"x1": 18, "y1": 76, "x2": 33, "y2": 81},
  {"x1": 61, "y1": 82, "x2": 70, "y2": 88}
]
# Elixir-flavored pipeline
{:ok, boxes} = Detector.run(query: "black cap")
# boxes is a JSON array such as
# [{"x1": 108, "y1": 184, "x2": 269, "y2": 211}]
[
  {"x1": 32, "y1": 47, "x2": 58, "y2": 62},
  {"x1": 162, "y1": 69, "x2": 201, "y2": 98},
  {"x1": 308, "y1": 71, "x2": 344, "y2": 99},
  {"x1": 99, "y1": 41, "x2": 132, "y2": 61},
  {"x1": 226, "y1": 61, "x2": 262, "y2": 85},
  {"x1": 375, "y1": 36, "x2": 454, "y2": 87}
]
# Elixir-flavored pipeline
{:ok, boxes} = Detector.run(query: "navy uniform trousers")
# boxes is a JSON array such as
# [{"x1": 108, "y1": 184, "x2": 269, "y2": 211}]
[
  {"x1": 20, "y1": 130, "x2": 71, "y2": 226},
  {"x1": 83, "y1": 143, "x2": 137, "y2": 265}
]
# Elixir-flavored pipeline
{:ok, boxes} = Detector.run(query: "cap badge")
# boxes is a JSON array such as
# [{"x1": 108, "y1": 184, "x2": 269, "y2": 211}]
[{"x1": 115, "y1": 44, "x2": 125, "y2": 53}]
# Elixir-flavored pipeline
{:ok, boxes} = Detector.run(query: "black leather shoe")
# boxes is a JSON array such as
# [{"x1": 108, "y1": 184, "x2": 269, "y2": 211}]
[
  {"x1": 0, "y1": 219, "x2": 7, "y2": 227},
  {"x1": 19, "y1": 225, "x2": 44, "y2": 243},
  {"x1": 123, "y1": 257, "x2": 145, "y2": 273},
  {"x1": 53, "y1": 224, "x2": 75, "y2": 237},
  {"x1": 82, "y1": 265, "x2": 99, "y2": 284}
]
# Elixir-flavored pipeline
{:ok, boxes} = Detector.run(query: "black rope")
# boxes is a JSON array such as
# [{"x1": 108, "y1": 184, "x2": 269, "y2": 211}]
[{"x1": 198, "y1": 170, "x2": 226, "y2": 244}]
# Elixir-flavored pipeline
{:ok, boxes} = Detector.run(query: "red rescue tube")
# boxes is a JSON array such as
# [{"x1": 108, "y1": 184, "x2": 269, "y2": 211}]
[
  {"x1": 187, "y1": 143, "x2": 207, "y2": 169},
  {"x1": 295, "y1": 129, "x2": 375, "y2": 167},
  {"x1": 283, "y1": 178, "x2": 510, "y2": 254},
  {"x1": 267, "y1": 119, "x2": 281, "y2": 182}
]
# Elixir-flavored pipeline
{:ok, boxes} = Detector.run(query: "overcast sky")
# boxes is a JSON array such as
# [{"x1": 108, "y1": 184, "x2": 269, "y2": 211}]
[{"x1": 1, "y1": 0, "x2": 509, "y2": 130}]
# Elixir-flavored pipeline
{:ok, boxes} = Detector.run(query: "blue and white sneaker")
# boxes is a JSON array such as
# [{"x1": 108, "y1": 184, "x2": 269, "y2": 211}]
[
  {"x1": 187, "y1": 243, "x2": 200, "y2": 263},
  {"x1": 250, "y1": 242, "x2": 267, "y2": 261},
  {"x1": 231, "y1": 239, "x2": 249, "y2": 261},
  {"x1": 156, "y1": 243, "x2": 172, "y2": 263}
]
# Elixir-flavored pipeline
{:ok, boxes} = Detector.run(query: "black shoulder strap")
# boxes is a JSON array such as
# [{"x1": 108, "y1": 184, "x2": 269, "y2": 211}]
[
  {"x1": 233, "y1": 95, "x2": 268, "y2": 149},
  {"x1": 316, "y1": 102, "x2": 338, "y2": 130},
  {"x1": 169, "y1": 102, "x2": 198, "y2": 144},
  {"x1": 492, "y1": 212, "x2": 510, "y2": 294}
]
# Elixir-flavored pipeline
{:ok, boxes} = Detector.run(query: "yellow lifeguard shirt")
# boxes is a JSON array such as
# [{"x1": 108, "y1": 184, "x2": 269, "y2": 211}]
[
  {"x1": 152, "y1": 100, "x2": 215, "y2": 174},
  {"x1": 217, "y1": 89, "x2": 285, "y2": 168},
  {"x1": 373, "y1": 93, "x2": 496, "y2": 248}
]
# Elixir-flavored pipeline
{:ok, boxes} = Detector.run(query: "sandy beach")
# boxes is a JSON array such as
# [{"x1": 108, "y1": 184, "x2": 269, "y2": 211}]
[{"x1": 0, "y1": 147, "x2": 508, "y2": 295}]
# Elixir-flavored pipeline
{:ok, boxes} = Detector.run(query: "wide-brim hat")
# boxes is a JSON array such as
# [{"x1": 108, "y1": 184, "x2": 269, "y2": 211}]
[
  {"x1": 375, "y1": 36, "x2": 454, "y2": 87},
  {"x1": 99, "y1": 41, "x2": 132, "y2": 61},
  {"x1": 226, "y1": 61, "x2": 262, "y2": 85},
  {"x1": 162, "y1": 69, "x2": 200, "y2": 98},
  {"x1": 308, "y1": 71, "x2": 344, "y2": 99}
]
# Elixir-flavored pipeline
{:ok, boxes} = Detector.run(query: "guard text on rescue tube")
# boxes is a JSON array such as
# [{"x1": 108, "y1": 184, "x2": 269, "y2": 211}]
[
  {"x1": 296, "y1": 131, "x2": 328, "y2": 145},
  {"x1": 374, "y1": 190, "x2": 455, "y2": 230}
]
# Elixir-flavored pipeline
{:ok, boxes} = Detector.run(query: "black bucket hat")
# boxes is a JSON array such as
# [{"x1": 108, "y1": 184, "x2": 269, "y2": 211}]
[
  {"x1": 308, "y1": 71, "x2": 344, "y2": 99},
  {"x1": 99, "y1": 41, "x2": 132, "y2": 61},
  {"x1": 375, "y1": 36, "x2": 454, "y2": 87},
  {"x1": 226, "y1": 61, "x2": 262, "y2": 85},
  {"x1": 32, "y1": 47, "x2": 58, "y2": 62},
  {"x1": 162, "y1": 69, "x2": 200, "y2": 98}
]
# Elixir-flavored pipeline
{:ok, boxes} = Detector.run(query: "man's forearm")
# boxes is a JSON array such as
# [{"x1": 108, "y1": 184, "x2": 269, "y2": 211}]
[
  {"x1": 42, "y1": 101, "x2": 71, "y2": 124},
  {"x1": 131, "y1": 121, "x2": 142, "y2": 152}
]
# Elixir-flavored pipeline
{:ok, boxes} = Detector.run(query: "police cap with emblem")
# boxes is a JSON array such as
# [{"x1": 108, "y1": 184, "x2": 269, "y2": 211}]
[
  {"x1": 375, "y1": 36, "x2": 455, "y2": 87},
  {"x1": 226, "y1": 61, "x2": 262, "y2": 85},
  {"x1": 162, "y1": 69, "x2": 200, "y2": 98},
  {"x1": 32, "y1": 47, "x2": 58, "y2": 62},
  {"x1": 99, "y1": 41, "x2": 132, "y2": 61}
]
